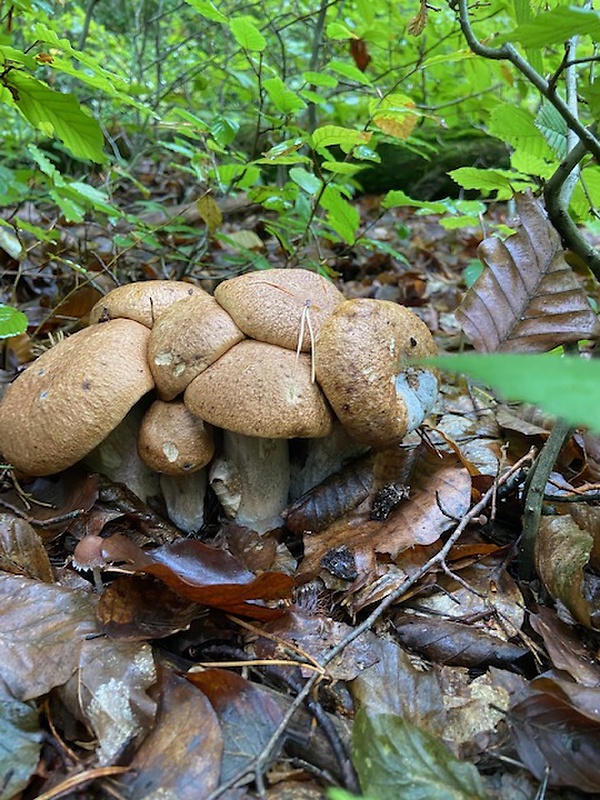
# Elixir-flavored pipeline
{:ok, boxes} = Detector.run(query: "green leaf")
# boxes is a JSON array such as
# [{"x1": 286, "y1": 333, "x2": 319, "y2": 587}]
[
  {"x1": 182, "y1": 0, "x2": 227, "y2": 22},
  {"x1": 0, "y1": 305, "x2": 28, "y2": 339},
  {"x1": 27, "y1": 143, "x2": 66, "y2": 185},
  {"x1": 302, "y1": 71, "x2": 338, "y2": 88},
  {"x1": 311, "y1": 125, "x2": 371, "y2": 154},
  {"x1": 6, "y1": 72, "x2": 106, "y2": 163},
  {"x1": 263, "y1": 77, "x2": 306, "y2": 114},
  {"x1": 327, "y1": 59, "x2": 372, "y2": 87},
  {"x1": 210, "y1": 116, "x2": 239, "y2": 146},
  {"x1": 499, "y1": 7, "x2": 600, "y2": 48},
  {"x1": 320, "y1": 186, "x2": 359, "y2": 244},
  {"x1": 0, "y1": 700, "x2": 42, "y2": 800},
  {"x1": 353, "y1": 710, "x2": 486, "y2": 800},
  {"x1": 489, "y1": 105, "x2": 553, "y2": 162},
  {"x1": 425, "y1": 354, "x2": 600, "y2": 435},
  {"x1": 289, "y1": 167, "x2": 322, "y2": 194},
  {"x1": 381, "y1": 191, "x2": 449, "y2": 215},
  {"x1": 326, "y1": 22, "x2": 356, "y2": 40},
  {"x1": 449, "y1": 167, "x2": 530, "y2": 199},
  {"x1": 321, "y1": 161, "x2": 365, "y2": 176},
  {"x1": 229, "y1": 17, "x2": 266, "y2": 51},
  {"x1": 535, "y1": 104, "x2": 568, "y2": 159}
]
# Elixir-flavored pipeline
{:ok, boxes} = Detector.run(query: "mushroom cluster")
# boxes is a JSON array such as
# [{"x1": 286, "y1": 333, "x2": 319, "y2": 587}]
[{"x1": 0, "y1": 270, "x2": 438, "y2": 533}]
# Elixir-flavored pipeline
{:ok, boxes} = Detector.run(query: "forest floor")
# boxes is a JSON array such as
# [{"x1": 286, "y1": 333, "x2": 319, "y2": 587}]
[{"x1": 0, "y1": 172, "x2": 599, "y2": 800}]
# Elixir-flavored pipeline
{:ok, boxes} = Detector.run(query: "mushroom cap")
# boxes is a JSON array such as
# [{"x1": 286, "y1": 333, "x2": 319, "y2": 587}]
[
  {"x1": 315, "y1": 299, "x2": 438, "y2": 446},
  {"x1": 184, "y1": 340, "x2": 333, "y2": 438},
  {"x1": 148, "y1": 294, "x2": 245, "y2": 400},
  {"x1": 214, "y1": 268, "x2": 343, "y2": 351},
  {"x1": 138, "y1": 399, "x2": 215, "y2": 475},
  {"x1": 0, "y1": 319, "x2": 154, "y2": 475},
  {"x1": 89, "y1": 280, "x2": 207, "y2": 327}
]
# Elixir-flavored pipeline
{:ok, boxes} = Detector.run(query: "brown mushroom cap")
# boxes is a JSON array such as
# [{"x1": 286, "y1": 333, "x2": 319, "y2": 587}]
[
  {"x1": 214, "y1": 268, "x2": 343, "y2": 351},
  {"x1": 184, "y1": 340, "x2": 333, "y2": 438},
  {"x1": 89, "y1": 280, "x2": 207, "y2": 327},
  {"x1": 148, "y1": 294, "x2": 245, "y2": 400},
  {"x1": 138, "y1": 399, "x2": 215, "y2": 475},
  {"x1": 0, "y1": 319, "x2": 154, "y2": 475},
  {"x1": 315, "y1": 299, "x2": 438, "y2": 446}
]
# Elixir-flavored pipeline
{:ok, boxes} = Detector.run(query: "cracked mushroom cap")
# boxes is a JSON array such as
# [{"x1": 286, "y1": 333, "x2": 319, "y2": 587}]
[
  {"x1": 184, "y1": 340, "x2": 333, "y2": 438},
  {"x1": 148, "y1": 294, "x2": 245, "y2": 400},
  {"x1": 0, "y1": 319, "x2": 154, "y2": 475},
  {"x1": 315, "y1": 299, "x2": 438, "y2": 446},
  {"x1": 89, "y1": 280, "x2": 207, "y2": 327},
  {"x1": 214, "y1": 268, "x2": 344, "y2": 351},
  {"x1": 138, "y1": 399, "x2": 215, "y2": 475}
]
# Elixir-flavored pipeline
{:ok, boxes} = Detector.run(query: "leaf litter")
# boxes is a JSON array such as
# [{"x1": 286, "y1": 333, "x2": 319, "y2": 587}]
[{"x1": 1, "y1": 190, "x2": 600, "y2": 799}]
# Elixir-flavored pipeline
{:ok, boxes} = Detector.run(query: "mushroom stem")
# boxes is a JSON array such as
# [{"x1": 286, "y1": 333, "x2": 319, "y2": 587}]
[
  {"x1": 209, "y1": 431, "x2": 290, "y2": 533},
  {"x1": 160, "y1": 470, "x2": 208, "y2": 534}
]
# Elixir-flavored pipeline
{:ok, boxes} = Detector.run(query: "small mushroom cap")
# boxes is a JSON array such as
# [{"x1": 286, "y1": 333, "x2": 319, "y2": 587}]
[
  {"x1": 315, "y1": 299, "x2": 438, "y2": 446},
  {"x1": 138, "y1": 399, "x2": 215, "y2": 475},
  {"x1": 214, "y1": 268, "x2": 343, "y2": 351},
  {"x1": 148, "y1": 294, "x2": 245, "y2": 400},
  {"x1": 89, "y1": 280, "x2": 207, "y2": 327},
  {"x1": 185, "y1": 340, "x2": 333, "y2": 438},
  {"x1": 0, "y1": 319, "x2": 154, "y2": 475}
]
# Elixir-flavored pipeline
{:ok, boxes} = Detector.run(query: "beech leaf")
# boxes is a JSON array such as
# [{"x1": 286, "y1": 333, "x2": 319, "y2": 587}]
[
  {"x1": 353, "y1": 710, "x2": 487, "y2": 800},
  {"x1": 456, "y1": 193, "x2": 600, "y2": 352}
]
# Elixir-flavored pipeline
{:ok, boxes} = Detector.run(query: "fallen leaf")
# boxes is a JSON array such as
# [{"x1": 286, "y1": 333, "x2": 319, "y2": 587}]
[{"x1": 456, "y1": 192, "x2": 600, "y2": 352}]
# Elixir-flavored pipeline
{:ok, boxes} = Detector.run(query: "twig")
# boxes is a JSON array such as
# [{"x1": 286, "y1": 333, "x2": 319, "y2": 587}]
[
  {"x1": 205, "y1": 448, "x2": 536, "y2": 799},
  {"x1": 519, "y1": 418, "x2": 573, "y2": 579}
]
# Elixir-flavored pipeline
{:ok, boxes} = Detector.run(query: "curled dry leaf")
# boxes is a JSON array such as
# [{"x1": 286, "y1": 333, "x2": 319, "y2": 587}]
[
  {"x1": 0, "y1": 513, "x2": 54, "y2": 581},
  {"x1": 101, "y1": 535, "x2": 294, "y2": 620},
  {"x1": 535, "y1": 514, "x2": 594, "y2": 628},
  {"x1": 456, "y1": 192, "x2": 600, "y2": 352},
  {"x1": 530, "y1": 607, "x2": 600, "y2": 688}
]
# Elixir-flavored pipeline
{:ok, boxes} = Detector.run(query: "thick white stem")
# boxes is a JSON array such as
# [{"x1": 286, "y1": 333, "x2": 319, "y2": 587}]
[
  {"x1": 160, "y1": 470, "x2": 208, "y2": 534},
  {"x1": 209, "y1": 431, "x2": 290, "y2": 533}
]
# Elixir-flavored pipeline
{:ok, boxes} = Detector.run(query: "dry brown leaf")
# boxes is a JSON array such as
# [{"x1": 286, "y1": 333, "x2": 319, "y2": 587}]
[
  {"x1": 530, "y1": 607, "x2": 600, "y2": 687},
  {"x1": 0, "y1": 513, "x2": 54, "y2": 581},
  {"x1": 456, "y1": 193, "x2": 600, "y2": 352},
  {"x1": 508, "y1": 688, "x2": 600, "y2": 792},
  {"x1": 121, "y1": 670, "x2": 222, "y2": 799},
  {"x1": 535, "y1": 514, "x2": 594, "y2": 628}
]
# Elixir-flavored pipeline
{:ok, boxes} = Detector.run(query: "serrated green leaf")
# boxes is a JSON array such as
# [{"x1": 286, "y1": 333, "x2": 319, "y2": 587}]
[
  {"x1": 327, "y1": 59, "x2": 372, "y2": 87},
  {"x1": 499, "y1": 6, "x2": 600, "y2": 48},
  {"x1": 27, "y1": 143, "x2": 65, "y2": 185},
  {"x1": 579, "y1": 81, "x2": 600, "y2": 116},
  {"x1": 182, "y1": 0, "x2": 227, "y2": 22},
  {"x1": 354, "y1": 711, "x2": 486, "y2": 800},
  {"x1": 0, "y1": 305, "x2": 28, "y2": 339},
  {"x1": 0, "y1": 700, "x2": 42, "y2": 800},
  {"x1": 489, "y1": 105, "x2": 553, "y2": 162},
  {"x1": 7, "y1": 72, "x2": 106, "y2": 163},
  {"x1": 311, "y1": 125, "x2": 371, "y2": 154},
  {"x1": 289, "y1": 167, "x2": 322, "y2": 194},
  {"x1": 535, "y1": 104, "x2": 568, "y2": 159},
  {"x1": 425, "y1": 354, "x2": 600, "y2": 435},
  {"x1": 263, "y1": 77, "x2": 306, "y2": 114},
  {"x1": 449, "y1": 167, "x2": 523, "y2": 199},
  {"x1": 320, "y1": 186, "x2": 359, "y2": 244},
  {"x1": 50, "y1": 189, "x2": 85, "y2": 222},
  {"x1": 0, "y1": 45, "x2": 37, "y2": 69},
  {"x1": 230, "y1": 17, "x2": 266, "y2": 51},
  {"x1": 68, "y1": 182, "x2": 120, "y2": 216}
]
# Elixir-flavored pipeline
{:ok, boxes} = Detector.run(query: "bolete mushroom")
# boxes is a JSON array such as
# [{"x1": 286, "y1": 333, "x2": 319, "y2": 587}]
[
  {"x1": 185, "y1": 340, "x2": 333, "y2": 532},
  {"x1": 315, "y1": 299, "x2": 438, "y2": 447},
  {"x1": 0, "y1": 319, "x2": 154, "y2": 476},
  {"x1": 147, "y1": 293, "x2": 244, "y2": 400},
  {"x1": 89, "y1": 280, "x2": 205, "y2": 327}
]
